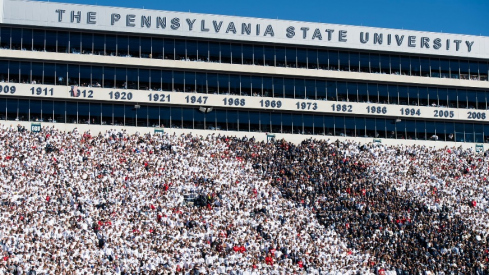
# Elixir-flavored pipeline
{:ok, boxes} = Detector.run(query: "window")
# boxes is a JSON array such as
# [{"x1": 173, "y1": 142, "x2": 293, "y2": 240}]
[
  {"x1": 136, "y1": 105, "x2": 147, "y2": 127},
  {"x1": 357, "y1": 83, "x2": 367, "y2": 103},
  {"x1": 450, "y1": 60, "x2": 459, "y2": 79},
  {"x1": 194, "y1": 108, "x2": 205, "y2": 130},
  {"x1": 216, "y1": 109, "x2": 226, "y2": 131},
  {"x1": 220, "y1": 43, "x2": 231, "y2": 63},
  {"x1": 297, "y1": 49, "x2": 308, "y2": 69},
  {"x1": 440, "y1": 59, "x2": 450, "y2": 78},
  {"x1": 359, "y1": 53, "x2": 369, "y2": 73},
  {"x1": 33, "y1": 29, "x2": 45, "y2": 52},
  {"x1": 182, "y1": 108, "x2": 193, "y2": 129},
  {"x1": 186, "y1": 40, "x2": 197, "y2": 61},
  {"x1": 101, "y1": 103, "x2": 112, "y2": 125},
  {"x1": 316, "y1": 80, "x2": 326, "y2": 100},
  {"x1": 29, "y1": 100, "x2": 42, "y2": 122},
  {"x1": 305, "y1": 80, "x2": 316, "y2": 100},
  {"x1": 11, "y1": 28, "x2": 21, "y2": 50},
  {"x1": 470, "y1": 62, "x2": 479, "y2": 80},
  {"x1": 149, "y1": 38, "x2": 162, "y2": 59},
  {"x1": 400, "y1": 56, "x2": 410, "y2": 75},
  {"x1": 264, "y1": 46, "x2": 275, "y2": 66},
  {"x1": 93, "y1": 34, "x2": 105, "y2": 55},
  {"x1": 128, "y1": 36, "x2": 140, "y2": 57},
  {"x1": 251, "y1": 76, "x2": 262, "y2": 97},
  {"x1": 22, "y1": 29, "x2": 32, "y2": 51},
  {"x1": 70, "y1": 32, "x2": 81, "y2": 54},
  {"x1": 105, "y1": 35, "x2": 116, "y2": 56},
  {"x1": 349, "y1": 52, "x2": 359, "y2": 72},
  {"x1": 370, "y1": 53, "x2": 380, "y2": 73},
  {"x1": 218, "y1": 74, "x2": 229, "y2": 94},
  {"x1": 44, "y1": 63, "x2": 55, "y2": 85},
  {"x1": 198, "y1": 41, "x2": 208, "y2": 62},
  {"x1": 276, "y1": 47, "x2": 286, "y2": 67},
  {"x1": 117, "y1": 35, "x2": 128, "y2": 56},
  {"x1": 227, "y1": 110, "x2": 237, "y2": 131},
  {"x1": 345, "y1": 117, "x2": 355, "y2": 137},
  {"x1": 263, "y1": 77, "x2": 272, "y2": 98},
  {"x1": 161, "y1": 70, "x2": 171, "y2": 91},
  {"x1": 126, "y1": 68, "x2": 138, "y2": 89},
  {"x1": 0, "y1": 61, "x2": 7, "y2": 83},
  {"x1": 410, "y1": 57, "x2": 420, "y2": 76},
  {"x1": 196, "y1": 73, "x2": 206, "y2": 94},
  {"x1": 209, "y1": 42, "x2": 220, "y2": 62},
  {"x1": 185, "y1": 71, "x2": 196, "y2": 93},
  {"x1": 208, "y1": 73, "x2": 218, "y2": 94},
  {"x1": 347, "y1": 82, "x2": 358, "y2": 102},
  {"x1": 113, "y1": 104, "x2": 124, "y2": 126},
  {"x1": 314, "y1": 115, "x2": 324, "y2": 135},
  {"x1": 295, "y1": 79, "x2": 306, "y2": 99},
  {"x1": 164, "y1": 39, "x2": 175, "y2": 60},
  {"x1": 367, "y1": 83, "x2": 377, "y2": 103},
  {"x1": 379, "y1": 54, "x2": 390, "y2": 74},
  {"x1": 427, "y1": 88, "x2": 438, "y2": 107},
  {"x1": 240, "y1": 75, "x2": 251, "y2": 96},
  {"x1": 420, "y1": 58, "x2": 430, "y2": 77},
  {"x1": 479, "y1": 62, "x2": 488, "y2": 81},
  {"x1": 79, "y1": 65, "x2": 91, "y2": 87},
  {"x1": 391, "y1": 55, "x2": 400, "y2": 75},
  {"x1": 103, "y1": 67, "x2": 115, "y2": 88},
  {"x1": 308, "y1": 49, "x2": 317, "y2": 69},
  {"x1": 53, "y1": 101, "x2": 65, "y2": 123},
  {"x1": 318, "y1": 50, "x2": 328, "y2": 70},
  {"x1": 242, "y1": 44, "x2": 253, "y2": 65},
  {"x1": 31, "y1": 63, "x2": 42, "y2": 85},
  {"x1": 418, "y1": 87, "x2": 427, "y2": 106},
  {"x1": 284, "y1": 78, "x2": 294, "y2": 99},
  {"x1": 81, "y1": 33, "x2": 93, "y2": 54},
  {"x1": 338, "y1": 51, "x2": 349, "y2": 71},
  {"x1": 56, "y1": 31, "x2": 67, "y2": 53},
  {"x1": 303, "y1": 114, "x2": 314, "y2": 135},
  {"x1": 0, "y1": 27, "x2": 11, "y2": 49},
  {"x1": 460, "y1": 60, "x2": 469, "y2": 80},
  {"x1": 139, "y1": 69, "x2": 149, "y2": 90},
  {"x1": 91, "y1": 66, "x2": 102, "y2": 88},
  {"x1": 151, "y1": 69, "x2": 162, "y2": 91},
  {"x1": 19, "y1": 62, "x2": 29, "y2": 84},
  {"x1": 378, "y1": 84, "x2": 388, "y2": 104},
  {"x1": 115, "y1": 67, "x2": 126, "y2": 89},
  {"x1": 337, "y1": 82, "x2": 347, "y2": 102},
  {"x1": 355, "y1": 117, "x2": 366, "y2": 137},
  {"x1": 430, "y1": 58, "x2": 440, "y2": 77},
  {"x1": 231, "y1": 44, "x2": 242, "y2": 64},
  {"x1": 8, "y1": 61, "x2": 20, "y2": 83},
  {"x1": 285, "y1": 47, "x2": 296, "y2": 68},
  {"x1": 254, "y1": 45, "x2": 264, "y2": 66},
  {"x1": 238, "y1": 111, "x2": 249, "y2": 132}
]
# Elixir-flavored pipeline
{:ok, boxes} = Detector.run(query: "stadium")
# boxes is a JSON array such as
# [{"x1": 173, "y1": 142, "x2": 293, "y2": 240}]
[{"x1": 0, "y1": 0, "x2": 489, "y2": 274}]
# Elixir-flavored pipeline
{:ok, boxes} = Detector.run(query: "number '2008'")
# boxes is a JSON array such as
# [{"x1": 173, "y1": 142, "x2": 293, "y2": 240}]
[{"x1": 467, "y1": 112, "x2": 486, "y2": 120}]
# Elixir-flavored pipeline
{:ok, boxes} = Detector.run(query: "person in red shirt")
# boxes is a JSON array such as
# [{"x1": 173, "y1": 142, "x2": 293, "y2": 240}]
[
  {"x1": 269, "y1": 247, "x2": 276, "y2": 257},
  {"x1": 265, "y1": 253, "x2": 274, "y2": 266}
]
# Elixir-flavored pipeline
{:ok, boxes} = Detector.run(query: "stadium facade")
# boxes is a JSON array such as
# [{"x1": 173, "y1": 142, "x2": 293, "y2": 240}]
[{"x1": 0, "y1": 0, "x2": 488, "y2": 148}]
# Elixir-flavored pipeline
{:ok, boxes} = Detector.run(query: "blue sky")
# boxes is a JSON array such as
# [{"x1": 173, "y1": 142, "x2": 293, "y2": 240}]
[{"x1": 42, "y1": 0, "x2": 489, "y2": 36}]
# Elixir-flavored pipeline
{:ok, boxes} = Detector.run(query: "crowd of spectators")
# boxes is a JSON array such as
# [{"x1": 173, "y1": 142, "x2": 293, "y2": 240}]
[{"x1": 0, "y1": 124, "x2": 488, "y2": 274}]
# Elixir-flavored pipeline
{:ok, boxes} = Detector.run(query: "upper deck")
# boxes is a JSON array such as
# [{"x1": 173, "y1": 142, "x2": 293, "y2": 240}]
[{"x1": 0, "y1": 0, "x2": 488, "y2": 59}]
